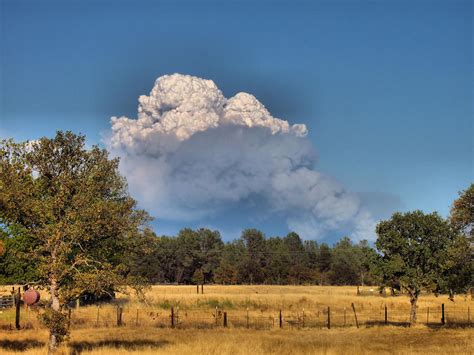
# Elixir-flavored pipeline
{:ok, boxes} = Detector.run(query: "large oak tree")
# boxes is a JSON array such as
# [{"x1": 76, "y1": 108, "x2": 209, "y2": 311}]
[
  {"x1": 0, "y1": 132, "x2": 149, "y2": 353},
  {"x1": 375, "y1": 211, "x2": 470, "y2": 324}
]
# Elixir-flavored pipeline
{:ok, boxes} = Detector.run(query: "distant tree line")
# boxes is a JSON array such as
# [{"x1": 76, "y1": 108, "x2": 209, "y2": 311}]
[
  {"x1": 0, "y1": 226, "x2": 380, "y2": 286},
  {"x1": 125, "y1": 229, "x2": 381, "y2": 286}
]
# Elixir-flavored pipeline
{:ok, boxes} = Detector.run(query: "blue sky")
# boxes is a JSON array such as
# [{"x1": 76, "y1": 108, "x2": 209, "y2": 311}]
[{"x1": 1, "y1": 0, "x2": 472, "y2": 242}]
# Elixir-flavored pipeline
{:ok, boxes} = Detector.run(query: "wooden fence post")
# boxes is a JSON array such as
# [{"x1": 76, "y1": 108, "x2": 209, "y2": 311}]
[
  {"x1": 201, "y1": 284, "x2": 204, "y2": 294},
  {"x1": 171, "y1": 306, "x2": 175, "y2": 328},
  {"x1": 351, "y1": 303, "x2": 359, "y2": 328},
  {"x1": 384, "y1": 305, "x2": 388, "y2": 325},
  {"x1": 279, "y1": 309, "x2": 282, "y2": 328},
  {"x1": 246, "y1": 308, "x2": 249, "y2": 329},
  {"x1": 96, "y1": 306, "x2": 100, "y2": 327},
  {"x1": 426, "y1": 307, "x2": 429, "y2": 325},
  {"x1": 136, "y1": 309, "x2": 139, "y2": 326},
  {"x1": 117, "y1": 306, "x2": 123, "y2": 327},
  {"x1": 215, "y1": 306, "x2": 218, "y2": 326},
  {"x1": 468, "y1": 307, "x2": 470, "y2": 325},
  {"x1": 327, "y1": 306, "x2": 330, "y2": 329},
  {"x1": 197, "y1": 285, "x2": 199, "y2": 294},
  {"x1": 441, "y1": 304, "x2": 445, "y2": 325},
  {"x1": 344, "y1": 307, "x2": 346, "y2": 327},
  {"x1": 15, "y1": 287, "x2": 21, "y2": 330},
  {"x1": 67, "y1": 308, "x2": 72, "y2": 330},
  {"x1": 223, "y1": 312, "x2": 227, "y2": 327}
]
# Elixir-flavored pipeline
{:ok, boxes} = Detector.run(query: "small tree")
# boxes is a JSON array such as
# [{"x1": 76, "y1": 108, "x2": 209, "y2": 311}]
[
  {"x1": 330, "y1": 237, "x2": 361, "y2": 285},
  {"x1": 239, "y1": 229, "x2": 267, "y2": 284},
  {"x1": 447, "y1": 184, "x2": 474, "y2": 294},
  {"x1": 450, "y1": 183, "x2": 474, "y2": 241},
  {"x1": 0, "y1": 132, "x2": 149, "y2": 353},
  {"x1": 375, "y1": 211, "x2": 468, "y2": 324},
  {"x1": 317, "y1": 243, "x2": 332, "y2": 285},
  {"x1": 357, "y1": 240, "x2": 379, "y2": 286}
]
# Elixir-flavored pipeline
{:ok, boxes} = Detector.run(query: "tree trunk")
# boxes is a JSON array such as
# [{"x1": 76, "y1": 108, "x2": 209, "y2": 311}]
[
  {"x1": 448, "y1": 289, "x2": 455, "y2": 301},
  {"x1": 48, "y1": 277, "x2": 60, "y2": 355},
  {"x1": 409, "y1": 292, "x2": 418, "y2": 325}
]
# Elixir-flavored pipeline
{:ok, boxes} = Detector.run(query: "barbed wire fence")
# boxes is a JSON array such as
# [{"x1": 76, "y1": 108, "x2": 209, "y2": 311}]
[{"x1": 0, "y1": 302, "x2": 471, "y2": 331}]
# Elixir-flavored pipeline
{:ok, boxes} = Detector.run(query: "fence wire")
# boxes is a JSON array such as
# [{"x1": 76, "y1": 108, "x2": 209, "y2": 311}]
[{"x1": 0, "y1": 304, "x2": 472, "y2": 331}]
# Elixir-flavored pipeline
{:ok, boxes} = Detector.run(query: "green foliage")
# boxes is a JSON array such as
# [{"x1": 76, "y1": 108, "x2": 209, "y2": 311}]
[
  {"x1": 450, "y1": 183, "x2": 474, "y2": 240},
  {"x1": 448, "y1": 183, "x2": 474, "y2": 292},
  {"x1": 197, "y1": 298, "x2": 235, "y2": 309},
  {"x1": 375, "y1": 210, "x2": 471, "y2": 322},
  {"x1": 330, "y1": 237, "x2": 360, "y2": 285},
  {"x1": 157, "y1": 299, "x2": 175, "y2": 309},
  {"x1": 191, "y1": 268, "x2": 205, "y2": 284},
  {"x1": 0, "y1": 131, "x2": 150, "y2": 350},
  {"x1": 39, "y1": 309, "x2": 69, "y2": 344},
  {"x1": 0, "y1": 226, "x2": 39, "y2": 284},
  {"x1": 214, "y1": 241, "x2": 246, "y2": 284},
  {"x1": 239, "y1": 229, "x2": 267, "y2": 284}
]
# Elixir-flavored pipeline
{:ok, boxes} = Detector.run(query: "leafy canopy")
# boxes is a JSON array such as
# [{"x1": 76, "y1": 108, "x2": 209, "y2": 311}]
[
  {"x1": 0, "y1": 131, "x2": 150, "y2": 303},
  {"x1": 450, "y1": 183, "x2": 474, "y2": 241},
  {"x1": 375, "y1": 210, "x2": 469, "y2": 296}
]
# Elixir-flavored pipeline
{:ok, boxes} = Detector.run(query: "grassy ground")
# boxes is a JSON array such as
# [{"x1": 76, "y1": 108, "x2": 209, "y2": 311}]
[
  {"x1": 0, "y1": 285, "x2": 472, "y2": 354},
  {"x1": 1, "y1": 326, "x2": 473, "y2": 354}
]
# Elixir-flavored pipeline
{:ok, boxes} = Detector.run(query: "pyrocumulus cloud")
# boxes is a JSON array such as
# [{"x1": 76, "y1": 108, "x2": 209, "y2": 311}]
[{"x1": 107, "y1": 73, "x2": 375, "y2": 240}]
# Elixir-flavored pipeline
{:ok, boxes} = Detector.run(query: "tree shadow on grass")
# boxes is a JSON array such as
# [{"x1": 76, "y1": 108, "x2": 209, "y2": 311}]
[
  {"x1": 365, "y1": 321, "x2": 411, "y2": 327},
  {"x1": 0, "y1": 339, "x2": 45, "y2": 351},
  {"x1": 366, "y1": 321, "x2": 473, "y2": 329},
  {"x1": 68, "y1": 339, "x2": 170, "y2": 355},
  {"x1": 426, "y1": 323, "x2": 473, "y2": 330}
]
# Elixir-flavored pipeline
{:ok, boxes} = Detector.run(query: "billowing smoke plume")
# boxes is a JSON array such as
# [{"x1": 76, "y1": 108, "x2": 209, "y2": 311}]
[{"x1": 107, "y1": 74, "x2": 375, "y2": 240}]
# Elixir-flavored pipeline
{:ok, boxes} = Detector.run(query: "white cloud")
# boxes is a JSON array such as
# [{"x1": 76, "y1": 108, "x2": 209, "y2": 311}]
[{"x1": 107, "y1": 73, "x2": 375, "y2": 241}]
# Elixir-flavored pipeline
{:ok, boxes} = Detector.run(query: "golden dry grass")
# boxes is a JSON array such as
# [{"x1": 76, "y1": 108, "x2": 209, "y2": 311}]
[
  {"x1": 0, "y1": 285, "x2": 472, "y2": 354},
  {"x1": 1, "y1": 326, "x2": 473, "y2": 355}
]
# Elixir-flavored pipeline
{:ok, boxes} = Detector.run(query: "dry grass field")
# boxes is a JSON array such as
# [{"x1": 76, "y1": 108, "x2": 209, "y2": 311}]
[{"x1": 0, "y1": 285, "x2": 472, "y2": 354}]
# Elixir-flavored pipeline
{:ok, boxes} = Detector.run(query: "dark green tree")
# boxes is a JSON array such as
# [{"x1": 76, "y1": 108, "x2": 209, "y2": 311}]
[
  {"x1": 174, "y1": 228, "x2": 201, "y2": 283},
  {"x1": 447, "y1": 184, "x2": 474, "y2": 294},
  {"x1": 330, "y1": 237, "x2": 361, "y2": 285},
  {"x1": 264, "y1": 236, "x2": 288, "y2": 284},
  {"x1": 318, "y1": 243, "x2": 332, "y2": 285},
  {"x1": 450, "y1": 183, "x2": 474, "y2": 241},
  {"x1": 375, "y1": 211, "x2": 468, "y2": 324},
  {"x1": 357, "y1": 240, "x2": 379, "y2": 286},
  {"x1": 214, "y1": 240, "x2": 246, "y2": 284},
  {"x1": 283, "y1": 232, "x2": 309, "y2": 284},
  {"x1": 127, "y1": 228, "x2": 163, "y2": 284},
  {"x1": 195, "y1": 228, "x2": 224, "y2": 283},
  {"x1": 0, "y1": 226, "x2": 39, "y2": 284},
  {"x1": 239, "y1": 229, "x2": 267, "y2": 283},
  {"x1": 304, "y1": 240, "x2": 320, "y2": 283},
  {"x1": 172, "y1": 228, "x2": 223, "y2": 284}
]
